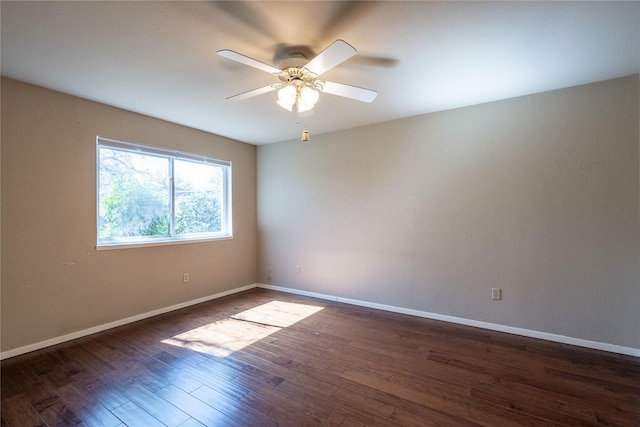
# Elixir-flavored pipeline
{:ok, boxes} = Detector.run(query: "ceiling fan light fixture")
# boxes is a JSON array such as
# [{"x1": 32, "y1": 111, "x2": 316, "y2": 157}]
[
  {"x1": 276, "y1": 99, "x2": 294, "y2": 111},
  {"x1": 218, "y1": 39, "x2": 377, "y2": 121},
  {"x1": 277, "y1": 85, "x2": 297, "y2": 111},
  {"x1": 299, "y1": 85, "x2": 319, "y2": 110},
  {"x1": 277, "y1": 83, "x2": 320, "y2": 113},
  {"x1": 296, "y1": 99, "x2": 313, "y2": 113}
]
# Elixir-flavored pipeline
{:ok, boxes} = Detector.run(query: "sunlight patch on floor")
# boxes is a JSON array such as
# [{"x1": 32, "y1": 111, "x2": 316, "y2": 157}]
[{"x1": 162, "y1": 300, "x2": 324, "y2": 357}]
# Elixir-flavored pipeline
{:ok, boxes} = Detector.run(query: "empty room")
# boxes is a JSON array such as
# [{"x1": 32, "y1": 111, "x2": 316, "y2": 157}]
[{"x1": 1, "y1": 1, "x2": 639, "y2": 426}]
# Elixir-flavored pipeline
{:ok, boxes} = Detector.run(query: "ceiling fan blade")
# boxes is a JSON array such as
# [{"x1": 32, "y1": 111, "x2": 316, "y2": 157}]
[
  {"x1": 226, "y1": 85, "x2": 276, "y2": 101},
  {"x1": 304, "y1": 39, "x2": 357, "y2": 77},
  {"x1": 321, "y1": 81, "x2": 377, "y2": 103},
  {"x1": 217, "y1": 50, "x2": 282, "y2": 74}
]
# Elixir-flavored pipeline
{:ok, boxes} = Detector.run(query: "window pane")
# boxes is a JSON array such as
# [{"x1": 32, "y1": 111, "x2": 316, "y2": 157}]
[
  {"x1": 174, "y1": 159, "x2": 223, "y2": 235},
  {"x1": 96, "y1": 136, "x2": 232, "y2": 248},
  {"x1": 98, "y1": 147, "x2": 170, "y2": 239}
]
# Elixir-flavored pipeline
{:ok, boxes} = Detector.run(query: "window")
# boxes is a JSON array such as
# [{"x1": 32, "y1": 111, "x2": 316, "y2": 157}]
[{"x1": 96, "y1": 136, "x2": 231, "y2": 248}]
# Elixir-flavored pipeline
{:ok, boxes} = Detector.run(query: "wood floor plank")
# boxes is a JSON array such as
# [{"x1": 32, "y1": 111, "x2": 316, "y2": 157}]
[
  {"x1": 153, "y1": 351, "x2": 249, "y2": 401},
  {"x1": 190, "y1": 384, "x2": 278, "y2": 427},
  {"x1": 241, "y1": 341, "x2": 410, "y2": 420},
  {"x1": 497, "y1": 375, "x2": 640, "y2": 423},
  {"x1": 469, "y1": 387, "x2": 592, "y2": 426},
  {"x1": 176, "y1": 419, "x2": 205, "y2": 427},
  {"x1": 245, "y1": 333, "x2": 428, "y2": 416},
  {"x1": 0, "y1": 364, "x2": 24, "y2": 401},
  {"x1": 82, "y1": 383, "x2": 130, "y2": 412},
  {"x1": 8, "y1": 359, "x2": 85, "y2": 427},
  {"x1": 141, "y1": 356, "x2": 204, "y2": 394},
  {"x1": 155, "y1": 385, "x2": 239, "y2": 427},
  {"x1": 0, "y1": 394, "x2": 48, "y2": 427},
  {"x1": 2, "y1": 288, "x2": 639, "y2": 426},
  {"x1": 109, "y1": 401, "x2": 165, "y2": 427},
  {"x1": 238, "y1": 386, "x2": 324, "y2": 426},
  {"x1": 121, "y1": 382, "x2": 191, "y2": 426},
  {"x1": 56, "y1": 382, "x2": 122, "y2": 427}
]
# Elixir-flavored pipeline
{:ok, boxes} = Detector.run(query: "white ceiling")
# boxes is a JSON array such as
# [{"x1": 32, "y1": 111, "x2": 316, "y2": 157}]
[{"x1": 2, "y1": 1, "x2": 639, "y2": 145}]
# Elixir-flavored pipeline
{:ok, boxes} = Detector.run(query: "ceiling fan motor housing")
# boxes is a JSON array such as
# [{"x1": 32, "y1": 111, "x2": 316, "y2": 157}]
[
  {"x1": 277, "y1": 53, "x2": 308, "y2": 70},
  {"x1": 277, "y1": 67, "x2": 324, "y2": 93}
]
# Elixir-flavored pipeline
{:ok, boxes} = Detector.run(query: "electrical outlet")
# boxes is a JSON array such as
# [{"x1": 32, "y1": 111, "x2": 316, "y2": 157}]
[
  {"x1": 183, "y1": 273, "x2": 189, "y2": 283},
  {"x1": 266, "y1": 267, "x2": 272, "y2": 280},
  {"x1": 295, "y1": 265, "x2": 301, "y2": 275},
  {"x1": 491, "y1": 288, "x2": 501, "y2": 300}
]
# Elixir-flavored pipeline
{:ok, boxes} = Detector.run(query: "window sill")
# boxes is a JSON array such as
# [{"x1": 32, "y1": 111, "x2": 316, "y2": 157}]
[{"x1": 96, "y1": 235, "x2": 233, "y2": 251}]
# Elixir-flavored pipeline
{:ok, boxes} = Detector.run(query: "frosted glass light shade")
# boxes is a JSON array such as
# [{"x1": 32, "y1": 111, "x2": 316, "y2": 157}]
[
  {"x1": 277, "y1": 85, "x2": 296, "y2": 111},
  {"x1": 276, "y1": 84, "x2": 319, "y2": 113},
  {"x1": 300, "y1": 86, "x2": 319, "y2": 105},
  {"x1": 297, "y1": 86, "x2": 319, "y2": 113}
]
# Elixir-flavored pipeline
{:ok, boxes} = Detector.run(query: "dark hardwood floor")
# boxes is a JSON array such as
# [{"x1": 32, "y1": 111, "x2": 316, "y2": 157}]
[{"x1": 2, "y1": 288, "x2": 639, "y2": 426}]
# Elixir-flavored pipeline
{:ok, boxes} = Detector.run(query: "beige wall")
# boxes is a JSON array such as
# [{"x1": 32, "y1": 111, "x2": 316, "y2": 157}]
[
  {"x1": 257, "y1": 75, "x2": 640, "y2": 349},
  {"x1": 1, "y1": 78, "x2": 257, "y2": 352},
  {"x1": 2, "y1": 75, "x2": 638, "y2": 354}
]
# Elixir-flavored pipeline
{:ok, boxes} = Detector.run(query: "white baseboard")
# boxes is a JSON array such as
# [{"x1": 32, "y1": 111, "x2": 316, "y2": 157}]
[
  {"x1": 0, "y1": 283, "x2": 259, "y2": 361},
  {"x1": 257, "y1": 283, "x2": 640, "y2": 358},
  {"x1": 4, "y1": 282, "x2": 638, "y2": 360}
]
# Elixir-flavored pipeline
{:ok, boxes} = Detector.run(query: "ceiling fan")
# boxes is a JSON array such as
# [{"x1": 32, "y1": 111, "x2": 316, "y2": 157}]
[{"x1": 217, "y1": 40, "x2": 377, "y2": 113}]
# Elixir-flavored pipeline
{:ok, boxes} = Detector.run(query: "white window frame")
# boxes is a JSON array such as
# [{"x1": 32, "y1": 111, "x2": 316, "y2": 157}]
[{"x1": 96, "y1": 136, "x2": 232, "y2": 250}]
